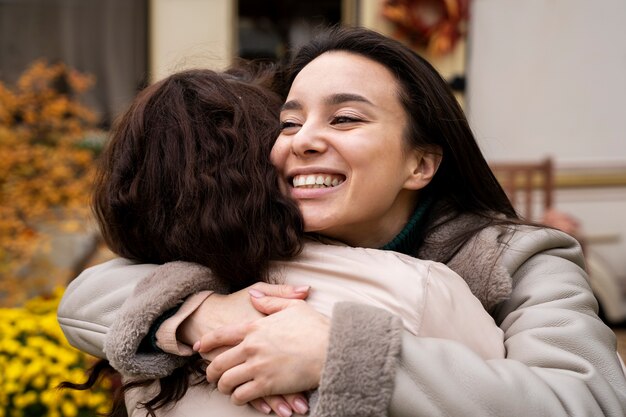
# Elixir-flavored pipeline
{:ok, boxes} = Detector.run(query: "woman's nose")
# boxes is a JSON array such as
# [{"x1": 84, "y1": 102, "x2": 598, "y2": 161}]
[{"x1": 291, "y1": 124, "x2": 327, "y2": 157}]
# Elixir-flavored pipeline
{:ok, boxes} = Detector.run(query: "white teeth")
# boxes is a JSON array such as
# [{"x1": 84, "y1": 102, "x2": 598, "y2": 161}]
[
  {"x1": 292, "y1": 174, "x2": 345, "y2": 189},
  {"x1": 293, "y1": 176, "x2": 305, "y2": 187}
]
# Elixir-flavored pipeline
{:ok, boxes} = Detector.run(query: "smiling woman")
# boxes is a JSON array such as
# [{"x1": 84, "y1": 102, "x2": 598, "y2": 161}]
[{"x1": 271, "y1": 51, "x2": 441, "y2": 248}]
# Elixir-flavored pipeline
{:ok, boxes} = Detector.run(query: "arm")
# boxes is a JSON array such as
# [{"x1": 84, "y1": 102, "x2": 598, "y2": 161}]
[
  {"x1": 58, "y1": 258, "x2": 158, "y2": 358},
  {"x1": 344, "y1": 227, "x2": 626, "y2": 416},
  {"x1": 57, "y1": 259, "x2": 228, "y2": 374},
  {"x1": 104, "y1": 261, "x2": 229, "y2": 378},
  {"x1": 59, "y1": 258, "x2": 309, "y2": 380}
]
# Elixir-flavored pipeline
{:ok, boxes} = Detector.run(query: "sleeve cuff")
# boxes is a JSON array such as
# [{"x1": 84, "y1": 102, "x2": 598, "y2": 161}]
[
  {"x1": 155, "y1": 290, "x2": 214, "y2": 355},
  {"x1": 311, "y1": 302, "x2": 402, "y2": 417}
]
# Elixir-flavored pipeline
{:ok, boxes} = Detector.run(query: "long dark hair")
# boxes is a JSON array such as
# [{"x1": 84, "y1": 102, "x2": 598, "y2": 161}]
[
  {"x1": 285, "y1": 26, "x2": 519, "y2": 255},
  {"x1": 61, "y1": 66, "x2": 304, "y2": 416}
]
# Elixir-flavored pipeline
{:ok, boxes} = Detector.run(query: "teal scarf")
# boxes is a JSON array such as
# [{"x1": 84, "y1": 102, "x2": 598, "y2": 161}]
[{"x1": 379, "y1": 197, "x2": 433, "y2": 256}]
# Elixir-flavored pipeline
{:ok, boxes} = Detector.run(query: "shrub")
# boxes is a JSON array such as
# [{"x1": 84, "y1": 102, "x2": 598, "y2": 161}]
[{"x1": 0, "y1": 61, "x2": 99, "y2": 306}]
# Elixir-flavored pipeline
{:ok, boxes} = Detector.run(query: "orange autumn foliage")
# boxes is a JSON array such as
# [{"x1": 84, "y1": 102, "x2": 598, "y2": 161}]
[{"x1": 0, "y1": 61, "x2": 99, "y2": 305}]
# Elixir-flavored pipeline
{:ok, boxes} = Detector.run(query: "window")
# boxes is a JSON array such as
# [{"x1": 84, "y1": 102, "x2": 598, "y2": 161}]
[{"x1": 238, "y1": 0, "x2": 343, "y2": 62}]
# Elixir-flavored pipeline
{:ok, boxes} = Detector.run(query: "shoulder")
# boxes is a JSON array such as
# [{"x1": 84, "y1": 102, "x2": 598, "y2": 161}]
[
  {"x1": 491, "y1": 225, "x2": 593, "y2": 322},
  {"x1": 64, "y1": 258, "x2": 159, "y2": 302},
  {"x1": 427, "y1": 218, "x2": 585, "y2": 312},
  {"x1": 498, "y1": 225, "x2": 586, "y2": 278}
]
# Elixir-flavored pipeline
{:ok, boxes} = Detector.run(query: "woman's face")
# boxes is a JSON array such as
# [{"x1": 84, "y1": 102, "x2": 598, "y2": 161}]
[{"x1": 271, "y1": 51, "x2": 432, "y2": 248}]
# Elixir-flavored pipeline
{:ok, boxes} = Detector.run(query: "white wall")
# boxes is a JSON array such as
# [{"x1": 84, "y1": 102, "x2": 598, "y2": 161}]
[
  {"x1": 149, "y1": 0, "x2": 235, "y2": 82},
  {"x1": 467, "y1": 0, "x2": 626, "y2": 288},
  {"x1": 467, "y1": 0, "x2": 626, "y2": 164}
]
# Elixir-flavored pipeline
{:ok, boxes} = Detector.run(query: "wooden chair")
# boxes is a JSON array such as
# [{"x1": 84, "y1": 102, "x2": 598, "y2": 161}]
[{"x1": 489, "y1": 157, "x2": 554, "y2": 221}]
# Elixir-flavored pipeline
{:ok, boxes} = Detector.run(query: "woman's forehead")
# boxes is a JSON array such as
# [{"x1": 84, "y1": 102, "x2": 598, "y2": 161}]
[{"x1": 287, "y1": 51, "x2": 401, "y2": 107}]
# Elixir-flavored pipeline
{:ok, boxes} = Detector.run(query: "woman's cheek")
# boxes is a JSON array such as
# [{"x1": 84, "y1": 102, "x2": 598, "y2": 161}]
[{"x1": 269, "y1": 137, "x2": 289, "y2": 167}]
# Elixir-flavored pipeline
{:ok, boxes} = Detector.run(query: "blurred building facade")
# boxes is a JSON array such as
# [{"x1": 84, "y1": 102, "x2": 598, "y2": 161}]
[
  {"x1": 0, "y1": 0, "x2": 466, "y2": 124},
  {"x1": 1, "y1": 0, "x2": 625, "y2": 321}
]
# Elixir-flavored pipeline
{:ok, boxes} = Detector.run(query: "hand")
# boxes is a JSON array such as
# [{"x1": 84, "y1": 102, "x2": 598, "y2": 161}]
[
  {"x1": 195, "y1": 295, "x2": 330, "y2": 404},
  {"x1": 182, "y1": 284, "x2": 311, "y2": 416},
  {"x1": 178, "y1": 282, "x2": 310, "y2": 349}
]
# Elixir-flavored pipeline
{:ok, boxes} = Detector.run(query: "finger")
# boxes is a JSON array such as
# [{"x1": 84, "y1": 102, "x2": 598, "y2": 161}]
[
  {"x1": 263, "y1": 395, "x2": 295, "y2": 417},
  {"x1": 284, "y1": 393, "x2": 309, "y2": 415},
  {"x1": 216, "y1": 362, "x2": 258, "y2": 397},
  {"x1": 230, "y1": 379, "x2": 267, "y2": 406},
  {"x1": 205, "y1": 344, "x2": 247, "y2": 383},
  {"x1": 249, "y1": 398, "x2": 272, "y2": 415},
  {"x1": 199, "y1": 345, "x2": 230, "y2": 362},
  {"x1": 195, "y1": 323, "x2": 249, "y2": 353},
  {"x1": 249, "y1": 295, "x2": 305, "y2": 315},
  {"x1": 250, "y1": 282, "x2": 310, "y2": 299}
]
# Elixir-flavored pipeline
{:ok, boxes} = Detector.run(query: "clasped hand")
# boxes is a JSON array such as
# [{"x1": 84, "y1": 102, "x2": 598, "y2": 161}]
[{"x1": 194, "y1": 286, "x2": 330, "y2": 416}]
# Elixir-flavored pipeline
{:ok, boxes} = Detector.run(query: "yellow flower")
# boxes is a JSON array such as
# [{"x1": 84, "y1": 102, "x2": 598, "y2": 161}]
[
  {"x1": 61, "y1": 399, "x2": 78, "y2": 417},
  {"x1": 1, "y1": 288, "x2": 114, "y2": 415},
  {"x1": 12, "y1": 390, "x2": 38, "y2": 408},
  {"x1": 40, "y1": 389, "x2": 58, "y2": 406},
  {"x1": 4, "y1": 381, "x2": 19, "y2": 394},
  {"x1": 1, "y1": 338, "x2": 21, "y2": 355},
  {"x1": 5, "y1": 360, "x2": 24, "y2": 381},
  {"x1": 31, "y1": 374, "x2": 47, "y2": 390}
]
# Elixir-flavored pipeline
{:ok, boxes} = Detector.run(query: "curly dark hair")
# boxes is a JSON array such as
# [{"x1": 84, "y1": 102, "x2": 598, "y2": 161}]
[
  {"x1": 61, "y1": 66, "x2": 304, "y2": 417},
  {"x1": 93, "y1": 67, "x2": 303, "y2": 290}
]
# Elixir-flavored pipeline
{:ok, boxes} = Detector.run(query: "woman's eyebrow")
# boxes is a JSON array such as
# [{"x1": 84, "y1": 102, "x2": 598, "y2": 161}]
[
  {"x1": 281, "y1": 100, "x2": 302, "y2": 111},
  {"x1": 325, "y1": 93, "x2": 373, "y2": 106},
  {"x1": 281, "y1": 93, "x2": 374, "y2": 112}
]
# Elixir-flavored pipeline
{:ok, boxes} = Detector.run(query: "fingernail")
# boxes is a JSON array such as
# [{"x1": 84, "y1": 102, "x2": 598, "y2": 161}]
[
  {"x1": 277, "y1": 404, "x2": 292, "y2": 417},
  {"x1": 294, "y1": 285, "x2": 310, "y2": 294},
  {"x1": 192, "y1": 341, "x2": 200, "y2": 351},
  {"x1": 293, "y1": 397, "x2": 309, "y2": 414},
  {"x1": 249, "y1": 288, "x2": 266, "y2": 298},
  {"x1": 260, "y1": 402, "x2": 272, "y2": 414}
]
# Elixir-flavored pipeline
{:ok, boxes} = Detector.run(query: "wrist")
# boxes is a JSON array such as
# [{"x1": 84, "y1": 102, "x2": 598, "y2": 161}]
[{"x1": 177, "y1": 292, "x2": 222, "y2": 345}]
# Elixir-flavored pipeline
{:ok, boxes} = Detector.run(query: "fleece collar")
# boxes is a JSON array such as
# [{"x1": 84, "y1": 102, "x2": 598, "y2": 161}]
[{"x1": 417, "y1": 210, "x2": 513, "y2": 312}]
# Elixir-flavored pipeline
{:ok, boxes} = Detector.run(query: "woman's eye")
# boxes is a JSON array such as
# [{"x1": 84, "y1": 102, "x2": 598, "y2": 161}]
[
  {"x1": 280, "y1": 121, "x2": 300, "y2": 131},
  {"x1": 331, "y1": 115, "x2": 361, "y2": 124}
]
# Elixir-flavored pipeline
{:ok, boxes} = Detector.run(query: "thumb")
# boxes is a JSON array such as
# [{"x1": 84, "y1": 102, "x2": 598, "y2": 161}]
[{"x1": 249, "y1": 293, "x2": 304, "y2": 315}]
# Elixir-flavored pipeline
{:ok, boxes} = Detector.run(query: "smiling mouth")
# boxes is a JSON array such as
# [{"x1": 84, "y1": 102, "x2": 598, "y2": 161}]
[{"x1": 291, "y1": 174, "x2": 346, "y2": 189}]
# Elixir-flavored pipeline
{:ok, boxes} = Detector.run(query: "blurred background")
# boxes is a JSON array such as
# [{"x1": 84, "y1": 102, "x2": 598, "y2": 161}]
[{"x1": 1, "y1": 0, "x2": 625, "y2": 415}]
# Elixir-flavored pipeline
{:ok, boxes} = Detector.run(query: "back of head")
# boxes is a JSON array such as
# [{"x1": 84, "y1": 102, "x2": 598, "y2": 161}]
[
  {"x1": 287, "y1": 26, "x2": 515, "y2": 220},
  {"x1": 94, "y1": 68, "x2": 303, "y2": 290}
]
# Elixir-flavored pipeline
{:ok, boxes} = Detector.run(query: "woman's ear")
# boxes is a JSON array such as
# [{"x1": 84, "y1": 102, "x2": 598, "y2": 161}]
[{"x1": 403, "y1": 145, "x2": 443, "y2": 190}]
